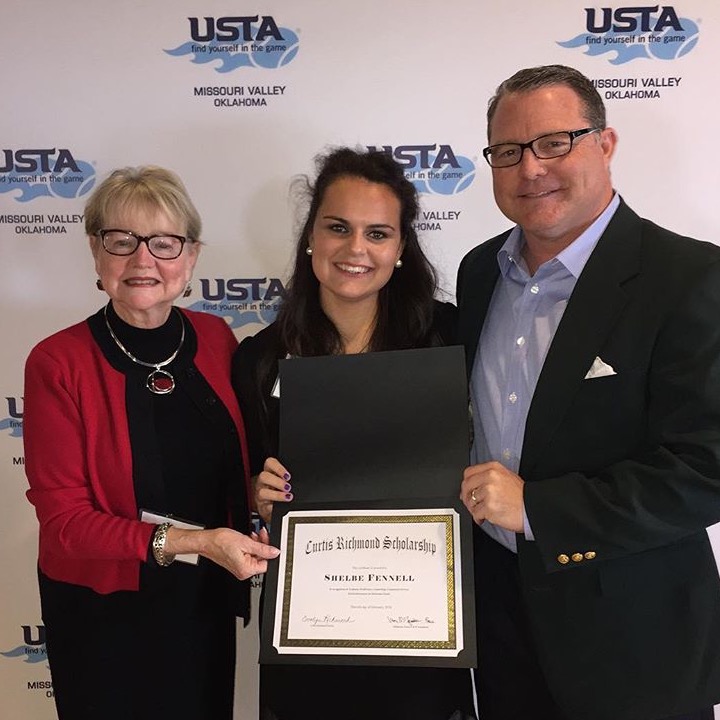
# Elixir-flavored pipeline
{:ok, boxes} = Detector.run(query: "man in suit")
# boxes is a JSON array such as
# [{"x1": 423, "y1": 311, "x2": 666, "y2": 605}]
[{"x1": 457, "y1": 64, "x2": 720, "y2": 720}]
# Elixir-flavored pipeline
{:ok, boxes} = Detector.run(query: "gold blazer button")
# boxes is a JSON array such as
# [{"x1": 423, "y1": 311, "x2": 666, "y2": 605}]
[
  {"x1": 584, "y1": 551, "x2": 597, "y2": 560},
  {"x1": 557, "y1": 554, "x2": 570, "y2": 565},
  {"x1": 571, "y1": 553, "x2": 584, "y2": 563}
]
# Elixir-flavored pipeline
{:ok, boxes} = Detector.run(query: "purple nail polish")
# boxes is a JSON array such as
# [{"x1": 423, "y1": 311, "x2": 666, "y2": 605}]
[
  {"x1": 283, "y1": 472, "x2": 291, "y2": 481},
  {"x1": 284, "y1": 483, "x2": 292, "y2": 492},
  {"x1": 285, "y1": 493, "x2": 293, "y2": 501}
]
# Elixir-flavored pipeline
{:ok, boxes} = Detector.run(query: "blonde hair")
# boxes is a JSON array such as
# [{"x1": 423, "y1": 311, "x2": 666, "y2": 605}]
[{"x1": 84, "y1": 166, "x2": 202, "y2": 241}]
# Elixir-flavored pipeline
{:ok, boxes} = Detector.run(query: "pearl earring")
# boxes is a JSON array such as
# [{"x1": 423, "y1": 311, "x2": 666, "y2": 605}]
[
  {"x1": 306, "y1": 246, "x2": 313, "y2": 255},
  {"x1": 395, "y1": 258, "x2": 403, "y2": 268}
]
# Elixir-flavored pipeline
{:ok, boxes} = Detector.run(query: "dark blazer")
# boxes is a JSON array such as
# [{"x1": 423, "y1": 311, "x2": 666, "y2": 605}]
[{"x1": 457, "y1": 199, "x2": 720, "y2": 720}]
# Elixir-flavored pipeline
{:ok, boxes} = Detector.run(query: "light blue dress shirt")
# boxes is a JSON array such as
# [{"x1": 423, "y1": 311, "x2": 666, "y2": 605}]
[{"x1": 470, "y1": 194, "x2": 620, "y2": 552}]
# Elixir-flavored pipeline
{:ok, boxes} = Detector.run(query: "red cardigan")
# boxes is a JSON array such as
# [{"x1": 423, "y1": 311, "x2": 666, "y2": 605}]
[{"x1": 24, "y1": 308, "x2": 251, "y2": 594}]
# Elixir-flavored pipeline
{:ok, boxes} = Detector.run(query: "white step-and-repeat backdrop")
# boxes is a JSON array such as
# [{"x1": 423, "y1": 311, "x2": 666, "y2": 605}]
[{"x1": 2, "y1": 1, "x2": 719, "y2": 717}]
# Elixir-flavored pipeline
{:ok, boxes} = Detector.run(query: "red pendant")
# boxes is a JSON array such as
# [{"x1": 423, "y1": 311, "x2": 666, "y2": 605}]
[{"x1": 147, "y1": 369, "x2": 175, "y2": 395}]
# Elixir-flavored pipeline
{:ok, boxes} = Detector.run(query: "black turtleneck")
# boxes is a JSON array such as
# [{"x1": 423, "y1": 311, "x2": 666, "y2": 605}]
[{"x1": 81, "y1": 303, "x2": 250, "y2": 614}]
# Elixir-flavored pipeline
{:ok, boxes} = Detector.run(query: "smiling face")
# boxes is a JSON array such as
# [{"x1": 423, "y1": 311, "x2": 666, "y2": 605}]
[
  {"x1": 91, "y1": 203, "x2": 199, "y2": 328},
  {"x1": 489, "y1": 84, "x2": 617, "y2": 257},
  {"x1": 309, "y1": 176, "x2": 403, "y2": 316}
]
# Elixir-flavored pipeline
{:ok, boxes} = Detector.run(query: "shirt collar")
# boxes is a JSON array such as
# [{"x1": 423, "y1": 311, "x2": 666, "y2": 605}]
[{"x1": 497, "y1": 192, "x2": 620, "y2": 279}]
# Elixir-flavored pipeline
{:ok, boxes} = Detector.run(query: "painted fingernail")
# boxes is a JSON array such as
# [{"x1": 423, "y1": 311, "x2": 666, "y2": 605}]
[
  {"x1": 284, "y1": 483, "x2": 292, "y2": 492},
  {"x1": 283, "y1": 472, "x2": 291, "y2": 481},
  {"x1": 285, "y1": 493, "x2": 293, "y2": 501}
]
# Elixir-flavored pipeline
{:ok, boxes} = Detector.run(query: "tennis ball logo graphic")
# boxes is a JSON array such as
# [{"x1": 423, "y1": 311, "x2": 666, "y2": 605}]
[
  {"x1": 46, "y1": 162, "x2": 96, "y2": 199},
  {"x1": 427, "y1": 156, "x2": 477, "y2": 196},
  {"x1": 250, "y1": 29, "x2": 300, "y2": 69},
  {"x1": 648, "y1": 19, "x2": 699, "y2": 60}
]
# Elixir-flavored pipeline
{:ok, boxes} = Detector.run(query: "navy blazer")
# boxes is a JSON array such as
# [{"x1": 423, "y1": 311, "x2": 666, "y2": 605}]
[{"x1": 457, "y1": 199, "x2": 720, "y2": 719}]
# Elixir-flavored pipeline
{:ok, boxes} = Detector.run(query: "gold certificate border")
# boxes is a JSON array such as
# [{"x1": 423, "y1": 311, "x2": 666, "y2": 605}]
[{"x1": 278, "y1": 512, "x2": 457, "y2": 651}]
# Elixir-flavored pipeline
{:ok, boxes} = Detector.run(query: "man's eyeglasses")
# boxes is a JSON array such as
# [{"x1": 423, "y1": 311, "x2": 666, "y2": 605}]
[
  {"x1": 482, "y1": 127, "x2": 601, "y2": 168},
  {"x1": 97, "y1": 229, "x2": 190, "y2": 260}
]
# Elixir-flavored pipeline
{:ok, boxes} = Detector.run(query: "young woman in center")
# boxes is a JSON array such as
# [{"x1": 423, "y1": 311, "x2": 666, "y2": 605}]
[{"x1": 232, "y1": 147, "x2": 475, "y2": 720}]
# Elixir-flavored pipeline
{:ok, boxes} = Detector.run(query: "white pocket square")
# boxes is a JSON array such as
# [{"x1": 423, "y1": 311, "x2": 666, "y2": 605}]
[{"x1": 584, "y1": 356, "x2": 617, "y2": 380}]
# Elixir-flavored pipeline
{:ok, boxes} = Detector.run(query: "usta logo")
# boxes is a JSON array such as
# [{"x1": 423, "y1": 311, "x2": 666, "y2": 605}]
[
  {"x1": 189, "y1": 16, "x2": 283, "y2": 42},
  {"x1": 165, "y1": 15, "x2": 299, "y2": 73},
  {"x1": 558, "y1": 5, "x2": 698, "y2": 64},
  {"x1": 585, "y1": 6, "x2": 683, "y2": 33},
  {"x1": 0, "y1": 626, "x2": 47, "y2": 665},
  {"x1": 6, "y1": 396, "x2": 23, "y2": 419},
  {"x1": 0, "y1": 149, "x2": 80, "y2": 174},
  {"x1": 186, "y1": 277, "x2": 286, "y2": 330},
  {"x1": 366, "y1": 144, "x2": 476, "y2": 196},
  {"x1": 200, "y1": 278, "x2": 285, "y2": 301},
  {"x1": 1, "y1": 396, "x2": 23, "y2": 438},
  {"x1": 367, "y1": 144, "x2": 460, "y2": 170}
]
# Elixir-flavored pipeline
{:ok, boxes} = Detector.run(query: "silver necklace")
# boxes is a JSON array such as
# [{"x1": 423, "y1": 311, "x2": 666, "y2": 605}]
[{"x1": 103, "y1": 305, "x2": 185, "y2": 395}]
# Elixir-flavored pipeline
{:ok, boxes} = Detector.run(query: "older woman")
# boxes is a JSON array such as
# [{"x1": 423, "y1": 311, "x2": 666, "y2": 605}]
[
  {"x1": 23, "y1": 166, "x2": 279, "y2": 720},
  {"x1": 232, "y1": 148, "x2": 475, "y2": 720}
]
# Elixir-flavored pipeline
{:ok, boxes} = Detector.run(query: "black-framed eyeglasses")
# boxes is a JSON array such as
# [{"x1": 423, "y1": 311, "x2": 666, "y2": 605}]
[
  {"x1": 97, "y1": 229, "x2": 190, "y2": 260},
  {"x1": 482, "y1": 127, "x2": 601, "y2": 168}
]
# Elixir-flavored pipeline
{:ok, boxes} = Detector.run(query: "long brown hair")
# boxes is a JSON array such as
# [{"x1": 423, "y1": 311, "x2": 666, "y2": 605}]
[{"x1": 277, "y1": 147, "x2": 438, "y2": 356}]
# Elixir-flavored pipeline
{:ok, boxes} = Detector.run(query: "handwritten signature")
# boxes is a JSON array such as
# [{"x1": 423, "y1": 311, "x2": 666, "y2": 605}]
[
  {"x1": 301, "y1": 615, "x2": 355, "y2": 626},
  {"x1": 387, "y1": 616, "x2": 435, "y2": 625}
]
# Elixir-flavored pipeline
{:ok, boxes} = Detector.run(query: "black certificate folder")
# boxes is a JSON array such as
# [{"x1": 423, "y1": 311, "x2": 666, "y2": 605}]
[
  {"x1": 278, "y1": 345, "x2": 469, "y2": 503},
  {"x1": 260, "y1": 346, "x2": 476, "y2": 668}
]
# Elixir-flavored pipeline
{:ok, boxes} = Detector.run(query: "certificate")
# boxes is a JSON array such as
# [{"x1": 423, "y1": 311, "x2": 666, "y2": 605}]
[
  {"x1": 260, "y1": 347, "x2": 476, "y2": 667},
  {"x1": 272, "y1": 508, "x2": 462, "y2": 657}
]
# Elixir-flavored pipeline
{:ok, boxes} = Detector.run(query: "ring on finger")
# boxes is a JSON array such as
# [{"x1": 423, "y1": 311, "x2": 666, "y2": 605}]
[{"x1": 470, "y1": 488, "x2": 478, "y2": 504}]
